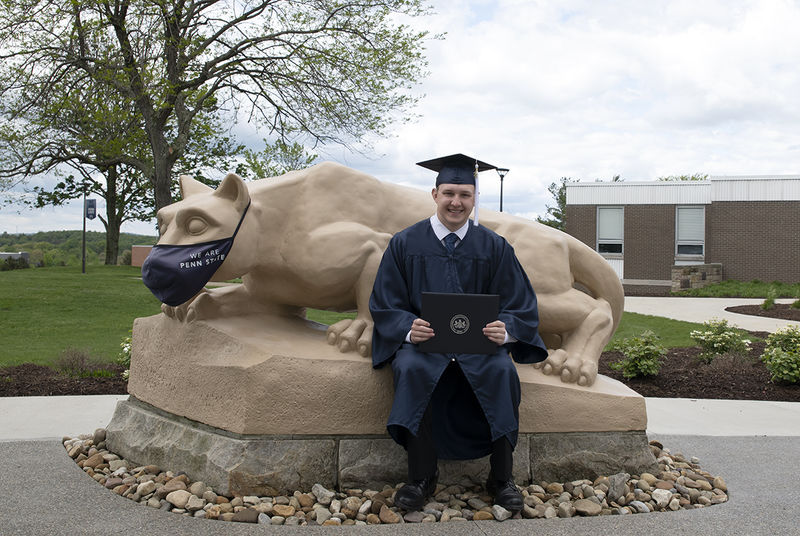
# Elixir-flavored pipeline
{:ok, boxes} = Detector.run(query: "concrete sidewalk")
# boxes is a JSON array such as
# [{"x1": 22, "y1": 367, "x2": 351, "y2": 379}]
[
  {"x1": 624, "y1": 296, "x2": 800, "y2": 332},
  {"x1": 3, "y1": 394, "x2": 799, "y2": 443}
]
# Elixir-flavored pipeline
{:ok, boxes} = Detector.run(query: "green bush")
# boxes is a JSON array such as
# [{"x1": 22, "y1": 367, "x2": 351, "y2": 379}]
[
  {"x1": 119, "y1": 249, "x2": 132, "y2": 266},
  {"x1": 689, "y1": 318, "x2": 751, "y2": 363},
  {"x1": 117, "y1": 335, "x2": 132, "y2": 380},
  {"x1": 761, "y1": 326, "x2": 800, "y2": 384},
  {"x1": 54, "y1": 348, "x2": 117, "y2": 378},
  {"x1": 609, "y1": 330, "x2": 667, "y2": 379},
  {"x1": 761, "y1": 287, "x2": 777, "y2": 310}
]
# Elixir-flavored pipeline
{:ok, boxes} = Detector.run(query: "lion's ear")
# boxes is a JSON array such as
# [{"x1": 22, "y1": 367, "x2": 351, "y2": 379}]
[
  {"x1": 179, "y1": 175, "x2": 213, "y2": 198},
  {"x1": 214, "y1": 173, "x2": 251, "y2": 212}
]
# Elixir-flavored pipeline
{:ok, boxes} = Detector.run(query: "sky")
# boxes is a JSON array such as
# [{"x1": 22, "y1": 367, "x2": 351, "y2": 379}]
[{"x1": 2, "y1": 0, "x2": 800, "y2": 236}]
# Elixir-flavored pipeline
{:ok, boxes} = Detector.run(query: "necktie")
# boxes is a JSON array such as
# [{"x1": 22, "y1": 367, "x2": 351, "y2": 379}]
[{"x1": 444, "y1": 232, "x2": 459, "y2": 253}]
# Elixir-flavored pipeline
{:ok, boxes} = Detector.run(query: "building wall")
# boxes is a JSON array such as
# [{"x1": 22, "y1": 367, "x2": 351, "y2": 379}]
[
  {"x1": 565, "y1": 205, "x2": 595, "y2": 247},
  {"x1": 565, "y1": 177, "x2": 800, "y2": 290},
  {"x1": 131, "y1": 245, "x2": 153, "y2": 268},
  {"x1": 706, "y1": 201, "x2": 800, "y2": 282},
  {"x1": 567, "y1": 204, "x2": 676, "y2": 281},
  {"x1": 622, "y1": 205, "x2": 675, "y2": 281}
]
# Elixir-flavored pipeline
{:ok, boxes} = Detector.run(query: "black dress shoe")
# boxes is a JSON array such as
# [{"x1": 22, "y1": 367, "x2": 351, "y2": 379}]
[
  {"x1": 394, "y1": 471, "x2": 439, "y2": 511},
  {"x1": 486, "y1": 478, "x2": 524, "y2": 512}
]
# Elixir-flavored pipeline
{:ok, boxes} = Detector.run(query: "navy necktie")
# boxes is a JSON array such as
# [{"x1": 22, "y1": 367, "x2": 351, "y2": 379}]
[{"x1": 444, "y1": 232, "x2": 459, "y2": 253}]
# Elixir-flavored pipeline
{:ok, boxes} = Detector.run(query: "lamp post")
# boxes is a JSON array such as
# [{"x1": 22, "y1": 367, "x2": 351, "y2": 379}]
[{"x1": 496, "y1": 167, "x2": 509, "y2": 212}]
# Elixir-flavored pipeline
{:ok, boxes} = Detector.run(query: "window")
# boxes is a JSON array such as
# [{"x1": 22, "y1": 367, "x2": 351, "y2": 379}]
[
  {"x1": 597, "y1": 206, "x2": 623, "y2": 255},
  {"x1": 676, "y1": 206, "x2": 705, "y2": 257}
]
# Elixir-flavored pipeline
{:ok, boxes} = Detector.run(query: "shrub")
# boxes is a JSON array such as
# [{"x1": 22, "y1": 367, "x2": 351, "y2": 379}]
[
  {"x1": 764, "y1": 325, "x2": 800, "y2": 354},
  {"x1": 609, "y1": 330, "x2": 667, "y2": 379},
  {"x1": 117, "y1": 335, "x2": 132, "y2": 380},
  {"x1": 761, "y1": 287, "x2": 777, "y2": 310},
  {"x1": 761, "y1": 348, "x2": 800, "y2": 384},
  {"x1": 54, "y1": 348, "x2": 117, "y2": 378},
  {"x1": 119, "y1": 250, "x2": 132, "y2": 266},
  {"x1": 761, "y1": 326, "x2": 800, "y2": 384},
  {"x1": 689, "y1": 318, "x2": 751, "y2": 363}
]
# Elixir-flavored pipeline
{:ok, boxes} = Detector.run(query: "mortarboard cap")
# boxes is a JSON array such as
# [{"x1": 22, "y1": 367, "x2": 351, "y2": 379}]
[
  {"x1": 417, "y1": 153, "x2": 497, "y2": 187},
  {"x1": 417, "y1": 153, "x2": 498, "y2": 226}
]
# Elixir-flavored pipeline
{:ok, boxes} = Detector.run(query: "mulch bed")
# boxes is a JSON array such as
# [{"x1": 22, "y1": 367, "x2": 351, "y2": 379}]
[
  {"x1": 2, "y1": 305, "x2": 798, "y2": 400},
  {"x1": 725, "y1": 303, "x2": 800, "y2": 321},
  {"x1": 0, "y1": 363, "x2": 128, "y2": 397},
  {"x1": 600, "y1": 337, "x2": 800, "y2": 402}
]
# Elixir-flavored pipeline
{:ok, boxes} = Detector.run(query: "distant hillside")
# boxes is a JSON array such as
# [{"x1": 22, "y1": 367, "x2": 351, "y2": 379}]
[{"x1": 0, "y1": 230, "x2": 158, "y2": 266}]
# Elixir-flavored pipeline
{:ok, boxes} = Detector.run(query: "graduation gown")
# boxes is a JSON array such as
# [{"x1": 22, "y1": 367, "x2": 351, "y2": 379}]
[{"x1": 369, "y1": 218, "x2": 548, "y2": 460}]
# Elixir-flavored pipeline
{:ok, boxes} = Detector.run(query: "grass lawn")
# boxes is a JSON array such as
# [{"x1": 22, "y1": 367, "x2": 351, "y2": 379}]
[
  {"x1": 3, "y1": 265, "x2": 762, "y2": 367},
  {"x1": 0, "y1": 265, "x2": 162, "y2": 366},
  {"x1": 672, "y1": 279, "x2": 800, "y2": 298},
  {"x1": 608, "y1": 312, "x2": 702, "y2": 348}
]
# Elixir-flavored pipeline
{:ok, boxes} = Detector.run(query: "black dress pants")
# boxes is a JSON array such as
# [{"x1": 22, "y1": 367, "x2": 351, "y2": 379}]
[{"x1": 404, "y1": 402, "x2": 514, "y2": 482}]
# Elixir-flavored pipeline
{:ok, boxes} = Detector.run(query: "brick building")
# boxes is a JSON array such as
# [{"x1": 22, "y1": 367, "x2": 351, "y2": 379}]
[{"x1": 565, "y1": 176, "x2": 800, "y2": 295}]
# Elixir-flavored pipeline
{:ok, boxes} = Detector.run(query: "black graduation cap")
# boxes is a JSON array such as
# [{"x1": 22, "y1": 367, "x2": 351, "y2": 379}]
[
  {"x1": 416, "y1": 153, "x2": 497, "y2": 187},
  {"x1": 417, "y1": 153, "x2": 498, "y2": 226}
]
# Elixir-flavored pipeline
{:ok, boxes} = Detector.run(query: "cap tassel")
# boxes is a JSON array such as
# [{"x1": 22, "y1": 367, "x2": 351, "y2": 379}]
[{"x1": 473, "y1": 161, "x2": 480, "y2": 226}]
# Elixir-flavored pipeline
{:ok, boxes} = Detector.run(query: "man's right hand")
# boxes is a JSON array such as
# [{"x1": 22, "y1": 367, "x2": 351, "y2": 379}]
[{"x1": 409, "y1": 318, "x2": 435, "y2": 344}]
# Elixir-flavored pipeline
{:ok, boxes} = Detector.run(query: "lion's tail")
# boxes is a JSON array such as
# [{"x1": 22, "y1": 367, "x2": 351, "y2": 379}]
[{"x1": 567, "y1": 236, "x2": 625, "y2": 331}]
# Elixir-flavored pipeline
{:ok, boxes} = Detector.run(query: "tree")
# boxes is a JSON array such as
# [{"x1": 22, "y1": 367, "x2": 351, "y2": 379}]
[
  {"x1": 0, "y1": 0, "x2": 431, "y2": 215},
  {"x1": 537, "y1": 177, "x2": 576, "y2": 231},
  {"x1": 0, "y1": 56, "x2": 242, "y2": 263},
  {"x1": 240, "y1": 139, "x2": 318, "y2": 179},
  {"x1": 658, "y1": 174, "x2": 709, "y2": 181},
  {"x1": 594, "y1": 174, "x2": 622, "y2": 182}
]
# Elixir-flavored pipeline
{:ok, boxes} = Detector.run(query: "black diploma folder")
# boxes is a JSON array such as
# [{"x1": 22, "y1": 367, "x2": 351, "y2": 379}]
[{"x1": 418, "y1": 292, "x2": 500, "y2": 354}]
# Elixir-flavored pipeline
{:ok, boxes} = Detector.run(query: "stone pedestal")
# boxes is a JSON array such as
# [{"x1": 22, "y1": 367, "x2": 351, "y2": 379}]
[{"x1": 106, "y1": 313, "x2": 657, "y2": 495}]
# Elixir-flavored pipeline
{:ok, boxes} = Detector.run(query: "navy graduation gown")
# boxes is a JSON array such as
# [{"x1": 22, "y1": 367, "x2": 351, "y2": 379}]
[{"x1": 369, "y1": 219, "x2": 548, "y2": 460}]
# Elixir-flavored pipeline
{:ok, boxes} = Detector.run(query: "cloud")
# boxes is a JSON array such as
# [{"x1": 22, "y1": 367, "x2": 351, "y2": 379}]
[{"x1": 3, "y1": 0, "x2": 800, "y2": 235}]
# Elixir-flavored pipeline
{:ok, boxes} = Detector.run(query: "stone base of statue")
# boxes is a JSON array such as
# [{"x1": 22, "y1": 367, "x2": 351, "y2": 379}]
[{"x1": 106, "y1": 313, "x2": 657, "y2": 496}]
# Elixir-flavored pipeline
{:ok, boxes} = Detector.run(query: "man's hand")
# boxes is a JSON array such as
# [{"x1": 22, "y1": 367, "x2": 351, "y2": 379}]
[
  {"x1": 483, "y1": 320, "x2": 506, "y2": 345},
  {"x1": 410, "y1": 318, "x2": 435, "y2": 344}
]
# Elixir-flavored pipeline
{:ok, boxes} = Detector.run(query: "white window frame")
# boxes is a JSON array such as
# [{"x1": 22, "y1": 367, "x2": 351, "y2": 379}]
[
  {"x1": 675, "y1": 205, "x2": 705, "y2": 261},
  {"x1": 596, "y1": 206, "x2": 624, "y2": 257}
]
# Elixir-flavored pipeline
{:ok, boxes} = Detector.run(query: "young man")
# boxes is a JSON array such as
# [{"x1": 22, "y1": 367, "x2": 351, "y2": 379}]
[{"x1": 369, "y1": 154, "x2": 548, "y2": 513}]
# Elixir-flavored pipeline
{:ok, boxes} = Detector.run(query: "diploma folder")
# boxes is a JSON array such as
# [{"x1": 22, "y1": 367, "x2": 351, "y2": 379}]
[{"x1": 418, "y1": 292, "x2": 500, "y2": 354}]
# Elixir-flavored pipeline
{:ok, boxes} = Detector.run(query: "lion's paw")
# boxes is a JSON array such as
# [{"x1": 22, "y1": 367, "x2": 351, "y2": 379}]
[
  {"x1": 326, "y1": 318, "x2": 372, "y2": 357},
  {"x1": 160, "y1": 289, "x2": 217, "y2": 322},
  {"x1": 535, "y1": 349, "x2": 598, "y2": 386}
]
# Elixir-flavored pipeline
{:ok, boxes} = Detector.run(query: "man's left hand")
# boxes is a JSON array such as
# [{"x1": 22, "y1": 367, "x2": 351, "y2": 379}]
[{"x1": 483, "y1": 320, "x2": 506, "y2": 345}]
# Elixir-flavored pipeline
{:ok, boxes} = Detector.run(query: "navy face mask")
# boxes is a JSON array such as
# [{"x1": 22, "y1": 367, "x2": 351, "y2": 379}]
[{"x1": 141, "y1": 202, "x2": 250, "y2": 306}]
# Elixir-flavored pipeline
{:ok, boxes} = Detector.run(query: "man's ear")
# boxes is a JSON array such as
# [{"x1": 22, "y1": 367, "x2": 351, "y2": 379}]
[{"x1": 213, "y1": 173, "x2": 251, "y2": 212}]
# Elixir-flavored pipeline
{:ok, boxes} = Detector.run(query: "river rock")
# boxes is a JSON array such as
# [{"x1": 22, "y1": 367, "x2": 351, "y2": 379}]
[
  {"x1": 186, "y1": 495, "x2": 205, "y2": 512},
  {"x1": 574, "y1": 498, "x2": 601, "y2": 516},
  {"x1": 166, "y1": 490, "x2": 192, "y2": 509},
  {"x1": 379, "y1": 504, "x2": 401, "y2": 524},
  {"x1": 404, "y1": 510, "x2": 425, "y2": 523},
  {"x1": 607, "y1": 473, "x2": 630, "y2": 502},
  {"x1": 557, "y1": 502, "x2": 575, "y2": 518},
  {"x1": 651, "y1": 489, "x2": 672, "y2": 509},
  {"x1": 272, "y1": 504, "x2": 295, "y2": 517},
  {"x1": 231, "y1": 508, "x2": 260, "y2": 523},
  {"x1": 312, "y1": 483, "x2": 335, "y2": 506}
]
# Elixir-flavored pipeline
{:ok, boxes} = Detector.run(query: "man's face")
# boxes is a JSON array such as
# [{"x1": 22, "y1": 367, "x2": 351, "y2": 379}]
[{"x1": 431, "y1": 183, "x2": 475, "y2": 231}]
